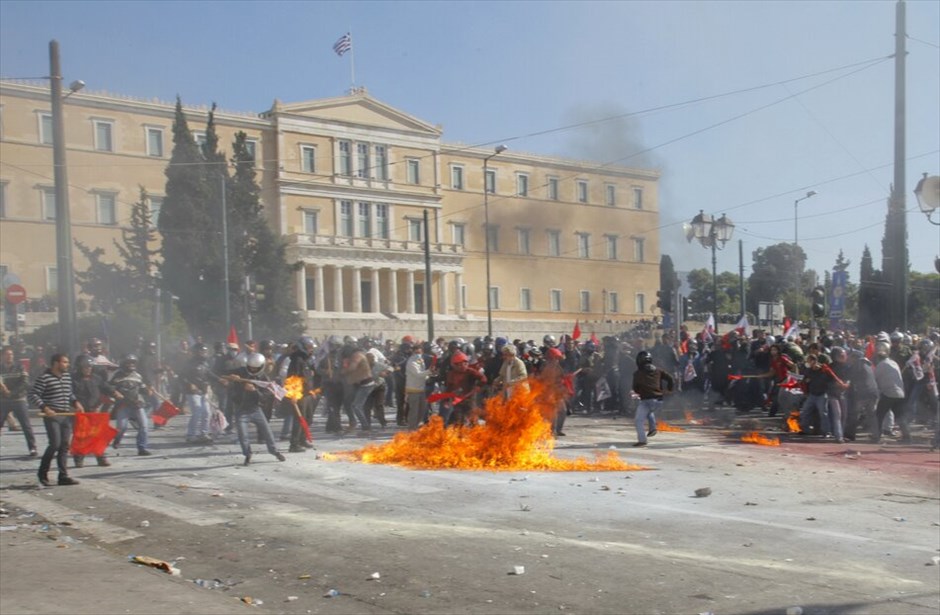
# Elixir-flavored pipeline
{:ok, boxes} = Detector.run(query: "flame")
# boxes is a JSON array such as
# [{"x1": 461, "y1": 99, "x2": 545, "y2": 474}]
[
  {"x1": 329, "y1": 379, "x2": 647, "y2": 472},
  {"x1": 741, "y1": 431, "x2": 780, "y2": 446},
  {"x1": 683, "y1": 411, "x2": 707, "y2": 426},
  {"x1": 284, "y1": 375, "x2": 305, "y2": 401},
  {"x1": 657, "y1": 422, "x2": 686, "y2": 433},
  {"x1": 786, "y1": 411, "x2": 801, "y2": 433}
]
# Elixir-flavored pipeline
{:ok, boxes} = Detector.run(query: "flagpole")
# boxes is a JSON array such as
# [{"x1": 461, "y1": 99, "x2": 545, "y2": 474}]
[{"x1": 348, "y1": 30, "x2": 356, "y2": 89}]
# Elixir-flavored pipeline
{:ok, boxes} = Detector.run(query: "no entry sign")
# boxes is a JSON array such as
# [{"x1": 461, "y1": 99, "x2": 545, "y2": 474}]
[{"x1": 5, "y1": 284, "x2": 27, "y2": 305}]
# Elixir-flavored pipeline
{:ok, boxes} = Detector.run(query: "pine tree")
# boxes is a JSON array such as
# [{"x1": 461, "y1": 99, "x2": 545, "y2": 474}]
[
  {"x1": 857, "y1": 245, "x2": 884, "y2": 334},
  {"x1": 158, "y1": 97, "x2": 218, "y2": 338}
]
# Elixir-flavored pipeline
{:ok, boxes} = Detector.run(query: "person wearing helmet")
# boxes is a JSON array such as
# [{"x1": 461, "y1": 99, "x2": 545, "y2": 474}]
[
  {"x1": 226, "y1": 353, "x2": 285, "y2": 465},
  {"x1": 0, "y1": 346, "x2": 38, "y2": 458},
  {"x1": 278, "y1": 336, "x2": 318, "y2": 451},
  {"x1": 443, "y1": 350, "x2": 486, "y2": 426},
  {"x1": 70, "y1": 353, "x2": 117, "y2": 467},
  {"x1": 542, "y1": 334, "x2": 557, "y2": 352},
  {"x1": 390, "y1": 339, "x2": 414, "y2": 427},
  {"x1": 631, "y1": 350, "x2": 675, "y2": 447},
  {"x1": 110, "y1": 354, "x2": 153, "y2": 456},
  {"x1": 846, "y1": 349, "x2": 878, "y2": 442},
  {"x1": 539, "y1": 347, "x2": 570, "y2": 436},
  {"x1": 576, "y1": 341, "x2": 600, "y2": 414},
  {"x1": 871, "y1": 342, "x2": 910, "y2": 444},
  {"x1": 182, "y1": 343, "x2": 213, "y2": 445}
]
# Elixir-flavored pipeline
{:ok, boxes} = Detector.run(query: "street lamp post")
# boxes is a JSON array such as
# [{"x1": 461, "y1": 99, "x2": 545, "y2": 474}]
[
  {"x1": 50, "y1": 40, "x2": 84, "y2": 358},
  {"x1": 913, "y1": 173, "x2": 940, "y2": 226},
  {"x1": 483, "y1": 145, "x2": 507, "y2": 338},
  {"x1": 690, "y1": 210, "x2": 734, "y2": 329},
  {"x1": 793, "y1": 190, "x2": 817, "y2": 325}
]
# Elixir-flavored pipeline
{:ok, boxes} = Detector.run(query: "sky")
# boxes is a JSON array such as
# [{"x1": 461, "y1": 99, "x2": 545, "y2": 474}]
[{"x1": 2, "y1": 0, "x2": 939, "y2": 285}]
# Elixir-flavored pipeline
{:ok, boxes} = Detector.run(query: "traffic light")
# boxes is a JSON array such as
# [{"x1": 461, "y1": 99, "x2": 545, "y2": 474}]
[
  {"x1": 811, "y1": 286, "x2": 826, "y2": 318},
  {"x1": 683, "y1": 297, "x2": 692, "y2": 321},
  {"x1": 656, "y1": 290, "x2": 672, "y2": 313},
  {"x1": 254, "y1": 283, "x2": 266, "y2": 302}
]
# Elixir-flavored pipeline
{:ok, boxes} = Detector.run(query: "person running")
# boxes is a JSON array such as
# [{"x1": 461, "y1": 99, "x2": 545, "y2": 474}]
[
  {"x1": 110, "y1": 354, "x2": 153, "y2": 456},
  {"x1": 29, "y1": 353, "x2": 85, "y2": 486},
  {"x1": 631, "y1": 350, "x2": 674, "y2": 447},
  {"x1": 225, "y1": 353, "x2": 286, "y2": 466}
]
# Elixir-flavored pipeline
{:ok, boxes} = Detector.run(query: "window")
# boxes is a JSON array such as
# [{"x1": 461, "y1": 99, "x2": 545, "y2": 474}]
[
  {"x1": 374, "y1": 145, "x2": 388, "y2": 180},
  {"x1": 338, "y1": 141, "x2": 352, "y2": 176},
  {"x1": 193, "y1": 132, "x2": 207, "y2": 150},
  {"x1": 577, "y1": 232, "x2": 590, "y2": 259},
  {"x1": 356, "y1": 143, "x2": 369, "y2": 178},
  {"x1": 40, "y1": 113, "x2": 53, "y2": 145},
  {"x1": 45, "y1": 266, "x2": 58, "y2": 294},
  {"x1": 547, "y1": 230, "x2": 560, "y2": 257},
  {"x1": 580, "y1": 290, "x2": 591, "y2": 313},
  {"x1": 94, "y1": 120, "x2": 114, "y2": 152},
  {"x1": 577, "y1": 180, "x2": 588, "y2": 203},
  {"x1": 42, "y1": 188, "x2": 56, "y2": 220},
  {"x1": 606, "y1": 235, "x2": 619, "y2": 260},
  {"x1": 520, "y1": 288, "x2": 532, "y2": 311},
  {"x1": 302, "y1": 210, "x2": 318, "y2": 235},
  {"x1": 375, "y1": 204, "x2": 389, "y2": 238},
  {"x1": 633, "y1": 237, "x2": 645, "y2": 262},
  {"x1": 451, "y1": 165, "x2": 464, "y2": 190},
  {"x1": 244, "y1": 139, "x2": 257, "y2": 161},
  {"x1": 633, "y1": 187, "x2": 644, "y2": 210},
  {"x1": 485, "y1": 169, "x2": 496, "y2": 194},
  {"x1": 451, "y1": 223, "x2": 466, "y2": 247},
  {"x1": 149, "y1": 196, "x2": 163, "y2": 228},
  {"x1": 635, "y1": 293, "x2": 646, "y2": 314},
  {"x1": 550, "y1": 289, "x2": 562, "y2": 312},
  {"x1": 408, "y1": 218, "x2": 424, "y2": 242},
  {"x1": 301, "y1": 145, "x2": 316, "y2": 173},
  {"x1": 547, "y1": 177, "x2": 559, "y2": 201},
  {"x1": 357, "y1": 202, "x2": 371, "y2": 237},
  {"x1": 489, "y1": 287, "x2": 500, "y2": 310},
  {"x1": 96, "y1": 193, "x2": 117, "y2": 225},
  {"x1": 606, "y1": 184, "x2": 616, "y2": 207},
  {"x1": 608, "y1": 291, "x2": 619, "y2": 313},
  {"x1": 406, "y1": 158, "x2": 420, "y2": 184},
  {"x1": 146, "y1": 127, "x2": 164, "y2": 157},
  {"x1": 485, "y1": 224, "x2": 499, "y2": 252},
  {"x1": 517, "y1": 228, "x2": 531, "y2": 255},
  {"x1": 516, "y1": 173, "x2": 529, "y2": 197},
  {"x1": 339, "y1": 201, "x2": 353, "y2": 236}
]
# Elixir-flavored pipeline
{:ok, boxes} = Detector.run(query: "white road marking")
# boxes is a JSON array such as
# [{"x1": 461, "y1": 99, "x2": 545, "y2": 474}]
[
  {"x1": 1, "y1": 490, "x2": 142, "y2": 543},
  {"x1": 85, "y1": 479, "x2": 228, "y2": 526}
]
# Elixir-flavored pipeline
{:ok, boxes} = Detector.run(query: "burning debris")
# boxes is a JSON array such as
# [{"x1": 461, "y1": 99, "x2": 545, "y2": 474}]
[
  {"x1": 656, "y1": 422, "x2": 686, "y2": 433},
  {"x1": 741, "y1": 432, "x2": 780, "y2": 446},
  {"x1": 329, "y1": 380, "x2": 647, "y2": 472}
]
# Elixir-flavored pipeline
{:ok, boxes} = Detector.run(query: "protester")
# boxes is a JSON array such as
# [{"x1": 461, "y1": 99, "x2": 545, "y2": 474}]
[
  {"x1": 0, "y1": 346, "x2": 38, "y2": 456},
  {"x1": 29, "y1": 353, "x2": 84, "y2": 486},
  {"x1": 631, "y1": 350, "x2": 674, "y2": 447}
]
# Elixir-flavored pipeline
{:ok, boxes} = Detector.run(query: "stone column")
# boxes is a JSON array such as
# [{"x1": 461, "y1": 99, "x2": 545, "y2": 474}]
[
  {"x1": 454, "y1": 271, "x2": 464, "y2": 317},
  {"x1": 333, "y1": 265, "x2": 343, "y2": 313},
  {"x1": 371, "y1": 267, "x2": 380, "y2": 313},
  {"x1": 295, "y1": 263, "x2": 307, "y2": 312},
  {"x1": 406, "y1": 269, "x2": 416, "y2": 314},
  {"x1": 352, "y1": 267, "x2": 362, "y2": 313},
  {"x1": 314, "y1": 264, "x2": 325, "y2": 313},
  {"x1": 388, "y1": 269, "x2": 399, "y2": 314},
  {"x1": 438, "y1": 271, "x2": 448, "y2": 316}
]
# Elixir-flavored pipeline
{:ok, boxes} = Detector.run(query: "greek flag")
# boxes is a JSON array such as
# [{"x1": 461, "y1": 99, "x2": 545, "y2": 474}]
[{"x1": 333, "y1": 33, "x2": 352, "y2": 56}]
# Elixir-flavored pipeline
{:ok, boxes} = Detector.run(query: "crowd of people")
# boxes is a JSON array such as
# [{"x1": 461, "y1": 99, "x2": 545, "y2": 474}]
[{"x1": 1, "y1": 321, "x2": 938, "y2": 486}]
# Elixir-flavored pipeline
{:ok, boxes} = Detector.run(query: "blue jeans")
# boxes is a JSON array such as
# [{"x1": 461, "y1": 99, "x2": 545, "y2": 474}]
[
  {"x1": 114, "y1": 403, "x2": 149, "y2": 450},
  {"x1": 827, "y1": 394, "x2": 847, "y2": 440},
  {"x1": 185, "y1": 393, "x2": 209, "y2": 439},
  {"x1": 349, "y1": 381, "x2": 376, "y2": 430},
  {"x1": 39, "y1": 416, "x2": 72, "y2": 478},
  {"x1": 0, "y1": 399, "x2": 37, "y2": 452},
  {"x1": 635, "y1": 399, "x2": 661, "y2": 443},
  {"x1": 235, "y1": 407, "x2": 278, "y2": 457},
  {"x1": 800, "y1": 393, "x2": 830, "y2": 435}
]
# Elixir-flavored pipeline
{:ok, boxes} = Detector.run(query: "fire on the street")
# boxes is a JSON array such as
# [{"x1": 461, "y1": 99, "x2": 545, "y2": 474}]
[
  {"x1": 741, "y1": 432, "x2": 780, "y2": 446},
  {"x1": 786, "y1": 411, "x2": 801, "y2": 433},
  {"x1": 329, "y1": 380, "x2": 648, "y2": 472},
  {"x1": 657, "y1": 422, "x2": 686, "y2": 433}
]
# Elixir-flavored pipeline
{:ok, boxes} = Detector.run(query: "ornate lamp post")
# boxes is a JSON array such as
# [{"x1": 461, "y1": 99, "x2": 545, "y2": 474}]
[{"x1": 690, "y1": 210, "x2": 734, "y2": 326}]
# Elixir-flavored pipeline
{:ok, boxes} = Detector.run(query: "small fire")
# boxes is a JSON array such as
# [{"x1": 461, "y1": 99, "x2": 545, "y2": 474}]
[
  {"x1": 657, "y1": 422, "x2": 685, "y2": 433},
  {"x1": 284, "y1": 375, "x2": 305, "y2": 401},
  {"x1": 331, "y1": 379, "x2": 648, "y2": 472},
  {"x1": 786, "y1": 411, "x2": 801, "y2": 433},
  {"x1": 741, "y1": 432, "x2": 780, "y2": 446}
]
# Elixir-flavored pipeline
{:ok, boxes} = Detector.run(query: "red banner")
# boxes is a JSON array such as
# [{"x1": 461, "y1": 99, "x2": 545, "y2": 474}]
[
  {"x1": 71, "y1": 413, "x2": 118, "y2": 457},
  {"x1": 152, "y1": 400, "x2": 181, "y2": 426}
]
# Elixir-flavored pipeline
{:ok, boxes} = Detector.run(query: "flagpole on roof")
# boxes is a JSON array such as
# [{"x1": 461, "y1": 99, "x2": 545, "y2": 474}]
[{"x1": 348, "y1": 30, "x2": 356, "y2": 90}]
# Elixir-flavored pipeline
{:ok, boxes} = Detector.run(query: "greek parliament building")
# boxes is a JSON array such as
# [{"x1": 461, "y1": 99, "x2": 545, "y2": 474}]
[{"x1": 0, "y1": 80, "x2": 661, "y2": 339}]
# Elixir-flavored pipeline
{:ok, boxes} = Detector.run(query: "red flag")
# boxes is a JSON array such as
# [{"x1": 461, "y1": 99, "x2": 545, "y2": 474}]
[
  {"x1": 561, "y1": 373, "x2": 575, "y2": 396},
  {"x1": 427, "y1": 391, "x2": 457, "y2": 404},
  {"x1": 782, "y1": 317, "x2": 792, "y2": 333},
  {"x1": 71, "y1": 413, "x2": 118, "y2": 457},
  {"x1": 152, "y1": 400, "x2": 182, "y2": 426},
  {"x1": 572, "y1": 320, "x2": 581, "y2": 340},
  {"x1": 227, "y1": 325, "x2": 240, "y2": 346},
  {"x1": 298, "y1": 414, "x2": 312, "y2": 443},
  {"x1": 864, "y1": 338, "x2": 875, "y2": 359},
  {"x1": 590, "y1": 332, "x2": 600, "y2": 346}
]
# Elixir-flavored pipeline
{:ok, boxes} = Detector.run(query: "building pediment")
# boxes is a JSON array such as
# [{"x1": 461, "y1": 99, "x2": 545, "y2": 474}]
[{"x1": 272, "y1": 92, "x2": 441, "y2": 137}]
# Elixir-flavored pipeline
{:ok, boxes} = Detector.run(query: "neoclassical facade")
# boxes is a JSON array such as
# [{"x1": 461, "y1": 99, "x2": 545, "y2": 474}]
[{"x1": 0, "y1": 81, "x2": 661, "y2": 338}]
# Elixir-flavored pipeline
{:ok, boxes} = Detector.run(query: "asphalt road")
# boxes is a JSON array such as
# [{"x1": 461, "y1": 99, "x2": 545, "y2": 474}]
[{"x1": 1, "y1": 407, "x2": 938, "y2": 615}]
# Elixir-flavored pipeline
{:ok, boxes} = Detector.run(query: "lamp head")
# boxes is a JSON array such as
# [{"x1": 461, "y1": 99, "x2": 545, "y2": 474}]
[
  {"x1": 68, "y1": 79, "x2": 85, "y2": 93},
  {"x1": 806, "y1": 190, "x2": 817, "y2": 198},
  {"x1": 495, "y1": 145, "x2": 507, "y2": 154}
]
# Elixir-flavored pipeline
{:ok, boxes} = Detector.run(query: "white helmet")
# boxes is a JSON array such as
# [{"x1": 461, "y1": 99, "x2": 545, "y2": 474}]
[{"x1": 246, "y1": 352, "x2": 265, "y2": 374}]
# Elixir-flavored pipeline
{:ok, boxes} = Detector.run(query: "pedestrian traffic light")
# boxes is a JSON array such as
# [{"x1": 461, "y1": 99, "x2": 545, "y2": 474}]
[
  {"x1": 683, "y1": 297, "x2": 692, "y2": 321},
  {"x1": 811, "y1": 286, "x2": 826, "y2": 318},
  {"x1": 254, "y1": 283, "x2": 266, "y2": 303}
]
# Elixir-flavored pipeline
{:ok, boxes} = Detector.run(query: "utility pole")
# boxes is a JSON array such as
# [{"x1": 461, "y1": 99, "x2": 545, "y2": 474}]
[
  {"x1": 423, "y1": 209, "x2": 434, "y2": 342},
  {"x1": 889, "y1": 0, "x2": 908, "y2": 330}
]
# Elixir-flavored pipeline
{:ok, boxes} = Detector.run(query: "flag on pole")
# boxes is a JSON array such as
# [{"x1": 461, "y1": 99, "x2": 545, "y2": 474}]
[
  {"x1": 572, "y1": 320, "x2": 582, "y2": 341},
  {"x1": 734, "y1": 314, "x2": 750, "y2": 337},
  {"x1": 71, "y1": 413, "x2": 118, "y2": 456},
  {"x1": 152, "y1": 400, "x2": 182, "y2": 426},
  {"x1": 782, "y1": 320, "x2": 800, "y2": 341},
  {"x1": 590, "y1": 332, "x2": 600, "y2": 346},
  {"x1": 702, "y1": 313, "x2": 716, "y2": 342},
  {"x1": 227, "y1": 325, "x2": 239, "y2": 347},
  {"x1": 333, "y1": 32, "x2": 352, "y2": 56}
]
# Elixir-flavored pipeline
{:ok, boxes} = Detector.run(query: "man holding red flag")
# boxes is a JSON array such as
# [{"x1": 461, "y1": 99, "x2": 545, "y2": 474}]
[
  {"x1": 29, "y1": 354, "x2": 85, "y2": 486},
  {"x1": 71, "y1": 354, "x2": 116, "y2": 467}
]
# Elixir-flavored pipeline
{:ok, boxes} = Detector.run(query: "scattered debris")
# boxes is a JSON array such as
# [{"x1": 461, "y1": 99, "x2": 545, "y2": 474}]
[
  {"x1": 286, "y1": 596, "x2": 299, "y2": 602},
  {"x1": 893, "y1": 517, "x2": 906, "y2": 522},
  {"x1": 805, "y1": 517, "x2": 817, "y2": 521},
  {"x1": 194, "y1": 578, "x2": 225, "y2": 589},
  {"x1": 694, "y1": 487, "x2": 712, "y2": 498},
  {"x1": 323, "y1": 589, "x2": 340, "y2": 598},
  {"x1": 297, "y1": 574, "x2": 311, "y2": 579},
  {"x1": 519, "y1": 503, "x2": 531, "y2": 512},
  {"x1": 369, "y1": 572, "x2": 381, "y2": 580},
  {"x1": 130, "y1": 555, "x2": 180, "y2": 575},
  {"x1": 139, "y1": 520, "x2": 150, "y2": 528},
  {"x1": 844, "y1": 450, "x2": 862, "y2": 459},
  {"x1": 928, "y1": 556, "x2": 940, "y2": 566},
  {"x1": 745, "y1": 502, "x2": 758, "y2": 506},
  {"x1": 510, "y1": 565, "x2": 525, "y2": 575}
]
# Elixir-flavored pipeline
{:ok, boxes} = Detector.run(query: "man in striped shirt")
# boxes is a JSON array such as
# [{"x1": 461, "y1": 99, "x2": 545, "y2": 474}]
[{"x1": 28, "y1": 353, "x2": 85, "y2": 486}]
